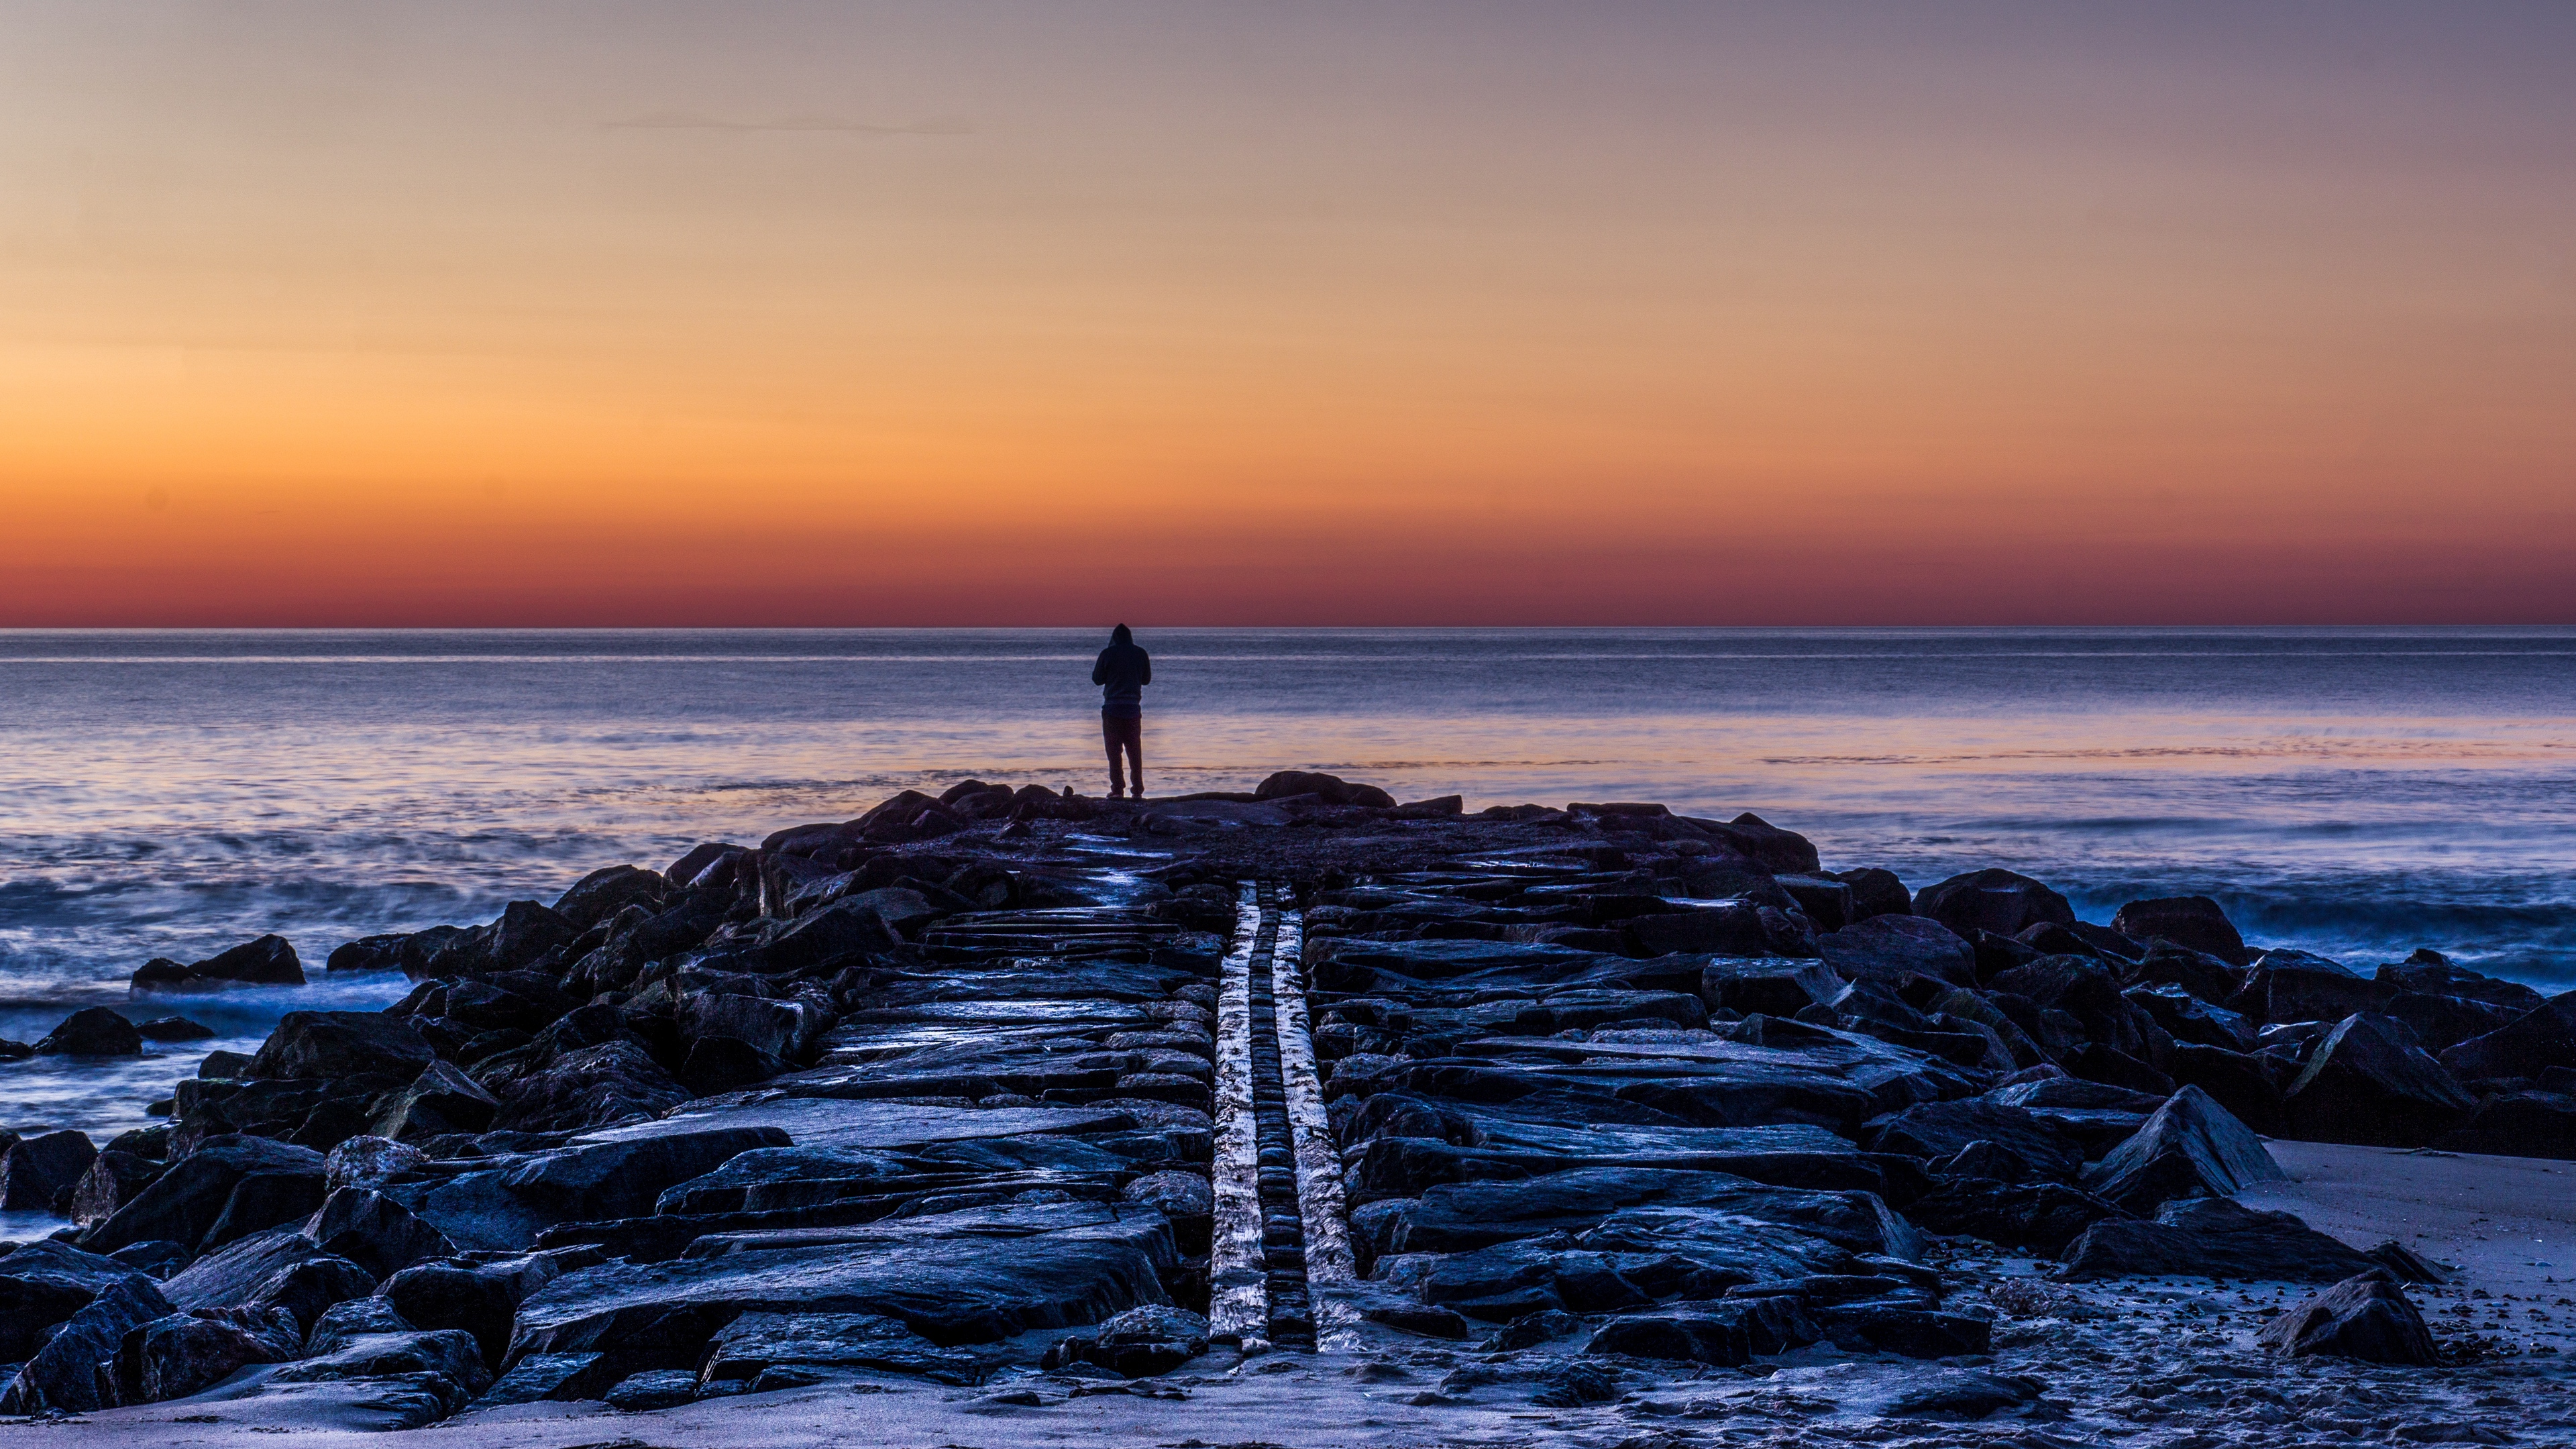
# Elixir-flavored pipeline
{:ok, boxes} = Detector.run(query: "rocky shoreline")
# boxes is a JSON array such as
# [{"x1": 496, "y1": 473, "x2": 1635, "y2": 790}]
[{"x1": 2, "y1": 772, "x2": 2573, "y2": 1442}]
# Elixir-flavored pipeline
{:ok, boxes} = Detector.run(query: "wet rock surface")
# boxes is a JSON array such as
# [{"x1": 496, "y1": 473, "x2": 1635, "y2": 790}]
[{"x1": 3, "y1": 775, "x2": 2571, "y2": 1440}]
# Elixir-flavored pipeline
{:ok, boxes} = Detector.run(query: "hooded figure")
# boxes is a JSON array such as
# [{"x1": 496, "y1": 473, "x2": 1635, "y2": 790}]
[{"x1": 1091, "y1": 623, "x2": 1151, "y2": 798}]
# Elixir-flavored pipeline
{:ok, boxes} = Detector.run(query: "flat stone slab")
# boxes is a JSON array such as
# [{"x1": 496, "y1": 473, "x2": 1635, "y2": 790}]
[{"x1": 576, "y1": 1098, "x2": 1134, "y2": 1151}]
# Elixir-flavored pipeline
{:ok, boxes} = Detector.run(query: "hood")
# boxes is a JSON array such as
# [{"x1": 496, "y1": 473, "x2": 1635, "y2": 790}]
[{"x1": 1110, "y1": 624, "x2": 1132, "y2": 645}]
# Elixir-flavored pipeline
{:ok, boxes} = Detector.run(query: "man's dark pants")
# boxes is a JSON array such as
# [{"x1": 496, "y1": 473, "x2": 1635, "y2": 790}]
[{"x1": 1103, "y1": 712, "x2": 1142, "y2": 796}]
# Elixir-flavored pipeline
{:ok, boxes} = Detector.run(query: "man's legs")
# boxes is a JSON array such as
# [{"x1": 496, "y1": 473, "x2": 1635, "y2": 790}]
[
  {"x1": 1102, "y1": 712, "x2": 1129, "y2": 796},
  {"x1": 1122, "y1": 716, "x2": 1144, "y2": 798}
]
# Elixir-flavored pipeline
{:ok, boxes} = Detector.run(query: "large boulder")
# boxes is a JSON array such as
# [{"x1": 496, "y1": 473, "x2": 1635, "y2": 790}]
[
  {"x1": 113, "y1": 1305, "x2": 304, "y2": 1402},
  {"x1": 1625, "y1": 904, "x2": 1771, "y2": 957},
  {"x1": 2233, "y1": 950, "x2": 2383, "y2": 1025},
  {"x1": 489, "y1": 900, "x2": 579, "y2": 970},
  {"x1": 0, "y1": 1274, "x2": 173, "y2": 1413},
  {"x1": 2282, "y1": 1014, "x2": 2478, "y2": 1147},
  {"x1": 498, "y1": 1128, "x2": 788, "y2": 1223},
  {"x1": 2256, "y1": 1271, "x2": 2437, "y2": 1364},
  {"x1": 2109, "y1": 897, "x2": 2249, "y2": 966},
  {"x1": 2080, "y1": 1085, "x2": 2284, "y2": 1212},
  {"x1": 492, "y1": 1039, "x2": 690, "y2": 1133},
  {"x1": 1864, "y1": 1100, "x2": 2085, "y2": 1183},
  {"x1": 131, "y1": 934, "x2": 307, "y2": 993},
  {"x1": 1817, "y1": 916, "x2": 1976, "y2": 987},
  {"x1": 1830, "y1": 868, "x2": 1914, "y2": 922},
  {"x1": 34, "y1": 1008, "x2": 143, "y2": 1057},
  {"x1": 1911, "y1": 870, "x2": 2075, "y2": 939},
  {"x1": 1042, "y1": 1303, "x2": 1212, "y2": 1379},
  {"x1": 2438, "y1": 991, "x2": 2576, "y2": 1085},
  {"x1": 307, "y1": 1187, "x2": 460, "y2": 1279},
  {"x1": 1901, "y1": 1182, "x2": 2127, "y2": 1253},
  {"x1": 85, "y1": 1136, "x2": 327, "y2": 1255},
  {"x1": 553, "y1": 865, "x2": 667, "y2": 931},
  {"x1": 508, "y1": 1205, "x2": 1175, "y2": 1375},
  {"x1": 2433, "y1": 1091, "x2": 2576, "y2": 1161},
  {"x1": 247, "y1": 1011, "x2": 435, "y2": 1081},
  {"x1": 1254, "y1": 771, "x2": 1397, "y2": 808},
  {"x1": 1690, "y1": 814, "x2": 1821, "y2": 873},
  {"x1": 678, "y1": 994, "x2": 826, "y2": 1065},
  {"x1": 2058, "y1": 1196, "x2": 2378, "y2": 1281},
  {"x1": 0, "y1": 1129, "x2": 99, "y2": 1212},
  {"x1": 0, "y1": 1240, "x2": 154, "y2": 1360},
  {"x1": 72, "y1": 1150, "x2": 166, "y2": 1225},
  {"x1": 757, "y1": 898, "x2": 901, "y2": 973},
  {"x1": 381, "y1": 1259, "x2": 553, "y2": 1367},
  {"x1": 372, "y1": 1061, "x2": 501, "y2": 1140}
]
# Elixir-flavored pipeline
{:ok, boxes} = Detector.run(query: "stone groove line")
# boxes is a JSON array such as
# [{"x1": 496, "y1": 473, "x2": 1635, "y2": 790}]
[
  {"x1": 1206, "y1": 879, "x2": 1267, "y2": 1343},
  {"x1": 1265, "y1": 883, "x2": 1359, "y2": 1335}
]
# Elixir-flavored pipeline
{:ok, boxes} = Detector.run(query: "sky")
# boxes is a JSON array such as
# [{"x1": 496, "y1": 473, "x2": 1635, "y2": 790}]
[{"x1": 2, "y1": 1, "x2": 2571, "y2": 626}]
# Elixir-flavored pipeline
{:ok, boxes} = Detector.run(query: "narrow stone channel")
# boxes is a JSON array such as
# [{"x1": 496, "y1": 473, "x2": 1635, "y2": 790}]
[{"x1": 1208, "y1": 879, "x2": 1346, "y2": 1350}]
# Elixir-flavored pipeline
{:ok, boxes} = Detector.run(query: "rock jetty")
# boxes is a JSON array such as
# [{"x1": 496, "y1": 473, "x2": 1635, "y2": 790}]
[{"x1": 2, "y1": 773, "x2": 2572, "y2": 1438}]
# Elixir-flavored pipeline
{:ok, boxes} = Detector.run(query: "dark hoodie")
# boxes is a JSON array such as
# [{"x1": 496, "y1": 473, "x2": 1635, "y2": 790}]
[{"x1": 1092, "y1": 624, "x2": 1151, "y2": 718}]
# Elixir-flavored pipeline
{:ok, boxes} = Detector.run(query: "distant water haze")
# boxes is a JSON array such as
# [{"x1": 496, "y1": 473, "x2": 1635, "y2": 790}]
[{"x1": 3, "y1": 625, "x2": 2569, "y2": 1159}]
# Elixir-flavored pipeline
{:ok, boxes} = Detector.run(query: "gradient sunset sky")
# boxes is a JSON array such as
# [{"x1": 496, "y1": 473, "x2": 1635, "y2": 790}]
[{"x1": 4, "y1": 2, "x2": 2571, "y2": 625}]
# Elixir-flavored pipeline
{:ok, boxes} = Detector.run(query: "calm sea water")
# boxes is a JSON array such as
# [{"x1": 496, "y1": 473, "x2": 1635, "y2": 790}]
[{"x1": 2, "y1": 626, "x2": 2571, "y2": 1192}]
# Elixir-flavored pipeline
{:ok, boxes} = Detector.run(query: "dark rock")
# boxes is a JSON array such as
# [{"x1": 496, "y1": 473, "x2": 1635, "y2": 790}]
[
  {"x1": 113, "y1": 1305, "x2": 303, "y2": 1402},
  {"x1": 35, "y1": 1008, "x2": 143, "y2": 1057},
  {"x1": 2256, "y1": 1271, "x2": 2437, "y2": 1364},
  {"x1": 325, "y1": 934, "x2": 410, "y2": 974},
  {"x1": 199, "y1": 1049, "x2": 254, "y2": 1078},
  {"x1": 2080, "y1": 1085, "x2": 2284, "y2": 1212},
  {"x1": 509, "y1": 1205, "x2": 1174, "y2": 1369},
  {"x1": 86, "y1": 1135, "x2": 326, "y2": 1254},
  {"x1": 1902, "y1": 1182, "x2": 2127, "y2": 1253},
  {"x1": 325, "y1": 1136, "x2": 428, "y2": 1191},
  {"x1": 0, "y1": 1273, "x2": 172, "y2": 1413},
  {"x1": 200, "y1": 1169, "x2": 329, "y2": 1250},
  {"x1": 680, "y1": 1036, "x2": 790, "y2": 1096},
  {"x1": 678, "y1": 993, "x2": 825, "y2": 1063},
  {"x1": 2059, "y1": 1042, "x2": 2176, "y2": 1097},
  {"x1": 1691, "y1": 813, "x2": 1821, "y2": 873},
  {"x1": 0, "y1": 1130, "x2": 99, "y2": 1213},
  {"x1": 2110, "y1": 897, "x2": 2249, "y2": 966},
  {"x1": 72, "y1": 1150, "x2": 166, "y2": 1225},
  {"x1": 1254, "y1": 771, "x2": 1398, "y2": 808},
  {"x1": 2438, "y1": 992, "x2": 2576, "y2": 1085},
  {"x1": 2234, "y1": 950, "x2": 2383, "y2": 1025},
  {"x1": 476, "y1": 1350, "x2": 619, "y2": 1405},
  {"x1": 2282, "y1": 1014, "x2": 2478, "y2": 1147},
  {"x1": 553, "y1": 865, "x2": 668, "y2": 930},
  {"x1": 373, "y1": 1060, "x2": 501, "y2": 1140},
  {"x1": 109, "y1": 1240, "x2": 190, "y2": 1276},
  {"x1": 382, "y1": 1261, "x2": 525, "y2": 1366},
  {"x1": 2125, "y1": 943, "x2": 2249, "y2": 1008},
  {"x1": 604, "y1": 1367, "x2": 700, "y2": 1409},
  {"x1": 133, "y1": 935, "x2": 307, "y2": 993},
  {"x1": 2363, "y1": 1240, "x2": 2452, "y2": 1284},
  {"x1": 307, "y1": 1187, "x2": 460, "y2": 1279},
  {"x1": 1812, "y1": 1297, "x2": 1993, "y2": 1358},
  {"x1": 247, "y1": 1011, "x2": 435, "y2": 1081},
  {"x1": 268, "y1": 1320, "x2": 490, "y2": 1405},
  {"x1": 1701, "y1": 959, "x2": 1846, "y2": 1018},
  {"x1": 1584, "y1": 1299, "x2": 1817, "y2": 1366},
  {"x1": 2375, "y1": 961, "x2": 2547, "y2": 1016},
  {"x1": 500, "y1": 1128, "x2": 787, "y2": 1223},
  {"x1": 1044, "y1": 1303, "x2": 1210, "y2": 1378},
  {"x1": 2433, "y1": 1090, "x2": 2576, "y2": 1161},
  {"x1": 492, "y1": 1039, "x2": 689, "y2": 1133},
  {"x1": 757, "y1": 897, "x2": 900, "y2": 973},
  {"x1": 490, "y1": 900, "x2": 578, "y2": 970},
  {"x1": 2163, "y1": 1043, "x2": 2284, "y2": 1134},
  {"x1": 245, "y1": 1254, "x2": 376, "y2": 1333},
  {"x1": 2124, "y1": 984, "x2": 2253, "y2": 1051},
  {"x1": 1625, "y1": 904, "x2": 1771, "y2": 957},
  {"x1": 0, "y1": 1240, "x2": 153, "y2": 1359},
  {"x1": 2379, "y1": 991, "x2": 2516, "y2": 1053},
  {"x1": 1831, "y1": 868, "x2": 1914, "y2": 922},
  {"x1": 1481, "y1": 1307, "x2": 1587, "y2": 1350},
  {"x1": 1817, "y1": 916, "x2": 1976, "y2": 987},
  {"x1": 1912, "y1": 870, "x2": 2075, "y2": 939},
  {"x1": 1884, "y1": 1369, "x2": 2045, "y2": 1419},
  {"x1": 2058, "y1": 1196, "x2": 2378, "y2": 1281},
  {"x1": 1868, "y1": 1101, "x2": 2086, "y2": 1182},
  {"x1": 1364, "y1": 1169, "x2": 1922, "y2": 1261},
  {"x1": 136, "y1": 1016, "x2": 217, "y2": 1042}
]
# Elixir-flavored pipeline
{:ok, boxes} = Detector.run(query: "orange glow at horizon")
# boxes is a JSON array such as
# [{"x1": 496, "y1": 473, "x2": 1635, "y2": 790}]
[{"x1": 4, "y1": 3, "x2": 2573, "y2": 626}]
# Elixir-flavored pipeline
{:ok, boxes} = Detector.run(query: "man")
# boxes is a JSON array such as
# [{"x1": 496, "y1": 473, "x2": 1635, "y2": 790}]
[{"x1": 1091, "y1": 623, "x2": 1151, "y2": 798}]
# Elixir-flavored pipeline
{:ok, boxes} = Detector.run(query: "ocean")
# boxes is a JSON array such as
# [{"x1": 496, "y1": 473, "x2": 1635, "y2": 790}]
[{"x1": 2, "y1": 625, "x2": 2571, "y2": 1214}]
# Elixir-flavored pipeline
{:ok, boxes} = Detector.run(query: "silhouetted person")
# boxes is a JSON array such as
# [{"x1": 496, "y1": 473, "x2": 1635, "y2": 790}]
[{"x1": 1092, "y1": 623, "x2": 1151, "y2": 798}]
